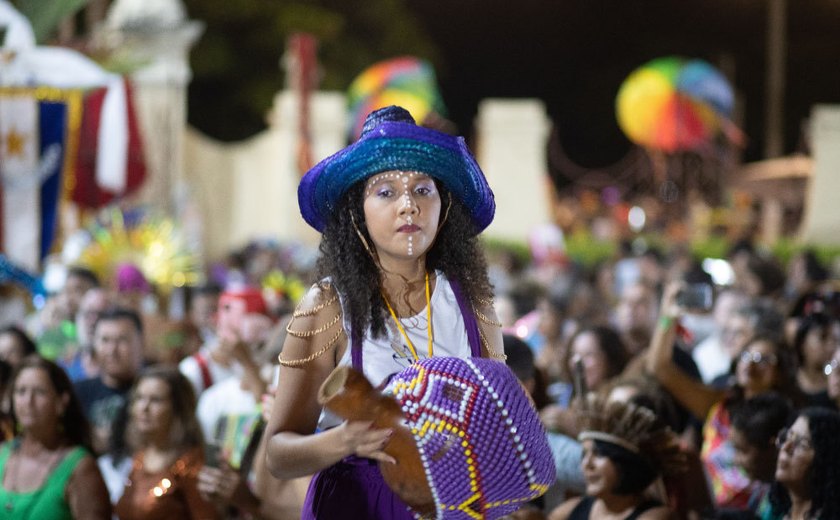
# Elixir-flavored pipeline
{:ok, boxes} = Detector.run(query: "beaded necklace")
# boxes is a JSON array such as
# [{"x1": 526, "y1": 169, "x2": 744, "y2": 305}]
[{"x1": 380, "y1": 272, "x2": 434, "y2": 361}]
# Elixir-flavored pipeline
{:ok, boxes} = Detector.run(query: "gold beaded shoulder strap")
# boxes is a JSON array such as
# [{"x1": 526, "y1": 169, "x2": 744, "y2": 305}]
[
  {"x1": 279, "y1": 283, "x2": 346, "y2": 368},
  {"x1": 473, "y1": 297, "x2": 507, "y2": 361}
]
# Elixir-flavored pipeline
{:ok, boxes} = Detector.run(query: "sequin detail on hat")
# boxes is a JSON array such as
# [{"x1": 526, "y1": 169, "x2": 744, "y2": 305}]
[
  {"x1": 298, "y1": 106, "x2": 495, "y2": 234},
  {"x1": 390, "y1": 357, "x2": 554, "y2": 519}
]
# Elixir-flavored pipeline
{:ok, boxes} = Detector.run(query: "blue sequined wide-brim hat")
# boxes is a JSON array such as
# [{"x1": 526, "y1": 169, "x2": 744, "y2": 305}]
[{"x1": 298, "y1": 105, "x2": 495, "y2": 234}]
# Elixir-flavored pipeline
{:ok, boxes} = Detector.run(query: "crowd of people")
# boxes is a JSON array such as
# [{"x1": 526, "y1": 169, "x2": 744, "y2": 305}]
[{"x1": 0, "y1": 104, "x2": 839, "y2": 520}]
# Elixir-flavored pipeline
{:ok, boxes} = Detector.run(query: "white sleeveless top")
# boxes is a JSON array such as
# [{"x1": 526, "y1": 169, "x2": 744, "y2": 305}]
[{"x1": 317, "y1": 271, "x2": 471, "y2": 430}]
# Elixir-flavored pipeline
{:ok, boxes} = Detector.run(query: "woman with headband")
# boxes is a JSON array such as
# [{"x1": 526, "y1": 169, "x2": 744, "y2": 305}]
[
  {"x1": 549, "y1": 395, "x2": 684, "y2": 520},
  {"x1": 264, "y1": 106, "x2": 504, "y2": 519}
]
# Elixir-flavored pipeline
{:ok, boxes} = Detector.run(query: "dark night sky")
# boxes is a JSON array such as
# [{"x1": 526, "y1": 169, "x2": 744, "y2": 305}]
[{"x1": 404, "y1": 0, "x2": 840, "y2": 167}]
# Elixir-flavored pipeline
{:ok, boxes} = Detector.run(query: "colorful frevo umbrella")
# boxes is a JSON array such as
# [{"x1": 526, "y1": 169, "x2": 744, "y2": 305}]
[
  {"x1": 616, "y1": 56, "x2": 740, "y2": 153},
  {"x1": 347, "y1": 56, "x2": 446, "y2": 140}
]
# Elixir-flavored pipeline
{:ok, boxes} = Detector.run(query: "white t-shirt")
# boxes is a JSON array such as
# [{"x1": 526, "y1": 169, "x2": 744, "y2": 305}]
[
  {"x1": 196, "y1": 376, "x2": 258, "y2": 443},
  {"x1": 178, "y1": 343, "x2": 241, "y2": 396},
  {"x1": 318, "y1": 272, "x2": 471, "y2": 430}
]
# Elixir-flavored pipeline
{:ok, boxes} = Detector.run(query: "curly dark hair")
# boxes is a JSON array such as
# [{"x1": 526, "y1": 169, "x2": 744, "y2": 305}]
[
  {"x1": 768, "y1": 407, "x2": 840, "y2": 519},
  {"x1": 315, "y1": 180, "x2": 493, "y2": 346}
]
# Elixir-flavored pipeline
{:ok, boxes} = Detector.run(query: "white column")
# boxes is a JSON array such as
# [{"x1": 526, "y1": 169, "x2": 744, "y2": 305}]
[
  {"x1": 475, "y1": 99, "x2": 551, "y2": 242},
  {"x1": 800, "y1": 105, "x2": 840, "y2": 245}
]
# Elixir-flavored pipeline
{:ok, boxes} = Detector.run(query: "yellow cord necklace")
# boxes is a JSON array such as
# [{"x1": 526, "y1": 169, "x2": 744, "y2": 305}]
[{"x1": 381, "y1": 272, "x2": 434, "y2": 361}]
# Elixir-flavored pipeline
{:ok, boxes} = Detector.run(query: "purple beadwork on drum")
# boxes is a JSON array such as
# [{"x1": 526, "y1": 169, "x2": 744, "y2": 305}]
[{"x1": 389, "y1": 357, "x2": 555, "y2": 519}]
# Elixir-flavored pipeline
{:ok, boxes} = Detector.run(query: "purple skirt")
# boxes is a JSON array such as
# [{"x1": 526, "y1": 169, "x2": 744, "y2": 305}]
[{"x1": 301, "y1": 456, "x2": 416, "y2": 520}]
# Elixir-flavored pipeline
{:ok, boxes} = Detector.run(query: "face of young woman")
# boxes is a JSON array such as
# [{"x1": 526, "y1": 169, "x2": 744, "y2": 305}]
[
  {"x1": 13, "y1": 367, "x2": 65, "y2": 432},
  {"x1": 802, "y1": 323, "x2": 840, "y2": 371},
  {"x1": 580, "y1": 439, "x2": 621, "y2": 498},
  {"x1": 735, "y1": 339, "x2": 779, "y2": 397},
  {"x1": 131, "y1": 377, "x2": 174, "y2": 440},
  {"x1": 362, "y1": 171, "x2": 441, "y2": 263},
  {"x1": 774, "y1": 416, "x2": 814, "y2": 487},
  {"x1": 569, "y1": 331, "x2": 609, "y2": 391}
]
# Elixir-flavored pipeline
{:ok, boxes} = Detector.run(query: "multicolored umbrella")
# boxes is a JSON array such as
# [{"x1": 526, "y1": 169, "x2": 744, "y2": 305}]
[
  {"x1": 616, "y1": 56, "x2": 737, "y2": 152},
  {"x1": 347, "y1": 56, "x2": 446, "y2": 140}
]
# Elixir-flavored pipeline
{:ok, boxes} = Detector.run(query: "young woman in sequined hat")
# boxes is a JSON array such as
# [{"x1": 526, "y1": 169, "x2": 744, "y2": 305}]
[{"x1": 264, "y1": 105, "x2": 505, "y2": 519}]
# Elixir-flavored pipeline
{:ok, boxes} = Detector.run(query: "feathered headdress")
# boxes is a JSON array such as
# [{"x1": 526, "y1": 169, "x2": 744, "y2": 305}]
[{"x1": 577, "y1": 393, "x2": 685, "y2": 477}]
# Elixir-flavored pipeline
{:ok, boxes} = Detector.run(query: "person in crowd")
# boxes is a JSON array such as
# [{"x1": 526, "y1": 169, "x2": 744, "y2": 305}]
[
  {"x1": 264, "y1": 105, "x2": 503, "y2": 519},
  {"x1": 647, "y1": 281, "x2": 800, "y2": 511},
  {"x1": 0, "y1": 356, "x2": 111, "y2": 518},
  {"x1": 705, "y1": 300, "x2": 785, "y2": 389},
  {"x1": 508, "y1": 278, "x2": 548, "y2": 348},
  {"x1": 56, "y1": 266, "x2": 100, "y2": 324},
  {"x1": 0, "y1": 359, "x2": 13, "y2": 441},
  {"x1": 152, "y1": 319, "x2": 202, "y2": 366},
  {"x1": 61, "y1": 287, "x2": 111, "y2": 381},
  {"x1": 638, "y1": 247, "x2": 666, "y2": 294},
  {"x1": 36, "y1": 266, "x2": 99, "y2": 361},
  {"x1": 692, "y1": 289, "x2": 749, "y2": 383},
  {"x1": 764, "y1": 407, "x2": 840, "y2": 519},
  {"x1": 726, "y1": 392, "x2": 793, "y2": 517},
  {"x1": 0, "y1": 325, "x2": 37, "y2": 369},
  {"x1": 0, "y1": 283, "x2": 28, "y2": 328},
  {"x1": 188, "y1": 284, "x2": 221, "y2": 344},
  {"x1": 535, "y1": 289, "x2": 573, "y2": 383},
  {"x1": 784, "y1": 249, "x2": 829, "y2": 306},
  {"x1": 179, "y1": 286, "x2": 271, "y2": 396},
  {"x1": 548, "y1": 395, "x2": 684, "y2": 520},
  {"x1": 613, "y1": 281, "x2": 659, "y2": 356},
  {"x1": 113, "y1": 366, "x2": 218, "y2": 519},
  {"x1": 506, "y1": 332, "x2": 574, "y2": 515},
  {"x1": 75, "y1": 307, "x2": 145, "y2": 454},
  {"x1": 196, "y1": 318, "x2": 305, "y2": 519},
  {"x1": 505, "y1": 333, "x2": 551, "y2": 410},
  {"x1": 541, "y1": 325, "x2": 631, "y2": 436},
  {"x1": 607, "y1": 377, "x2": 714, "y2": 519},
  {"x1": 827, "y1": 346, "x2": 840, "y2": 410},
  {"x1": 738, "y1": 254, "x2": 786, "y2": 300},
  {"x1": 791, "y1": 312, "x2": 839, "y2": 407}
]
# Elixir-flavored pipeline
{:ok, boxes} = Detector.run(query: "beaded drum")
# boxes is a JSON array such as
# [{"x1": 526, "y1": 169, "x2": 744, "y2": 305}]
[{"x1": 388, "y1": 356, "x2": 554, "y2": 519}]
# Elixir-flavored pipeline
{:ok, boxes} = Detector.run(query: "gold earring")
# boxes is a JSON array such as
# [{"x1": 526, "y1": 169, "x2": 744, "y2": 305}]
[
  {"x1": 350, "y1": 212, "x2": 378, "y2": 262},
  {"x1": 438, "y1": 193, "x2": 452, "y2": 230}
]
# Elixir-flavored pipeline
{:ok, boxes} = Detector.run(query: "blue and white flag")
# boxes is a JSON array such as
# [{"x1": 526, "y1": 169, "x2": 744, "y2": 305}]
[{"x1": 0, "y1": 88, "x2": 81, "y2": 270}]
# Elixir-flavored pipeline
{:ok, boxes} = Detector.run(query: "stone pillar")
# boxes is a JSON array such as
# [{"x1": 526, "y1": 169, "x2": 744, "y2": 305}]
[
  {"x1": 99, "y1": 0, "x2": 203, "y2": 216},
  {"x1": 475, "y1": 99, "x2": 551, "y2": 242},
  {"x1": 800, "y1": 105, "x2": 840, "y2": 245}
]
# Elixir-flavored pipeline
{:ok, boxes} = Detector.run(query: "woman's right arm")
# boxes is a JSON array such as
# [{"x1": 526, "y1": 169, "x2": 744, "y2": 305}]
[
  {"x1": 645, "y1": 281, "x2": 725, "y2": 422},
  {"x1": 264, "y1": 285, "x2": 394, "y2": 480}
]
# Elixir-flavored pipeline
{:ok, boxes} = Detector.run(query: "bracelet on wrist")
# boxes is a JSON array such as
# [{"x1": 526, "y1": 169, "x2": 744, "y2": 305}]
[{"x1": 658, "y1": 315, "x2": 676, "y2": 329}]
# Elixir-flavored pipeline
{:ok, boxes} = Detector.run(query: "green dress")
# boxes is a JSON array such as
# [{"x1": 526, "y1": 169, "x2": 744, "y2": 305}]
[{"x1": 0, "y1": 441, "x2": 87, "y2": 519}]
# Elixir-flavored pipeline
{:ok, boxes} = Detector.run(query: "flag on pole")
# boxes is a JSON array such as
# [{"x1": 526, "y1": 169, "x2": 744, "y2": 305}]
[
  {"x1": 0, "y1": 87, "x2": 82, "y2": 271},
  {"x1": 72, "y1": 78, "x2": 146, "y2": 209}
]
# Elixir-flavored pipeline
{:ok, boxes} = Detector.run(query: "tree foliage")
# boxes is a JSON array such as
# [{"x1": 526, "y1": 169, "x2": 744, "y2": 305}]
[
  {"x1": 12, "y1": 0, "x2": 90, "y2": 42},
  {"x1": 183, "y1": 0, "x2": 440, "y2": 141}
]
